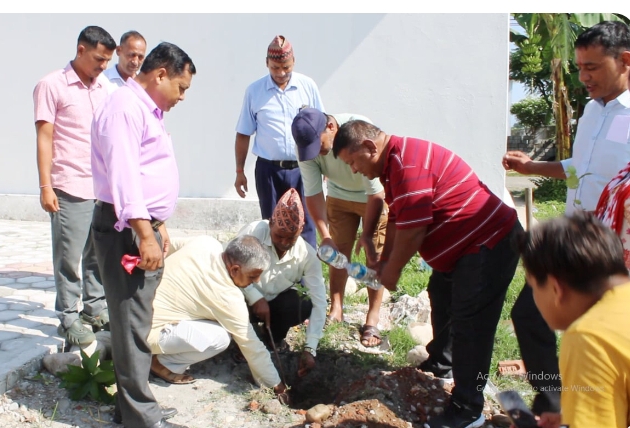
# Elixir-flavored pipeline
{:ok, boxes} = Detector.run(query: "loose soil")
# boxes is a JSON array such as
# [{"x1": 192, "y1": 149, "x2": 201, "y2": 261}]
[{"x1": 0, "y1": 304, "x2": 504, "y2": 427}]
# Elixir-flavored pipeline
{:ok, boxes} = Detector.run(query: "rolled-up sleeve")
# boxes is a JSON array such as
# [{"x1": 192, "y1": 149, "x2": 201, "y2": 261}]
[
  {"x1": 93, "y1": 111, "x2": 151, "y2": 231},
  {"x1": 235, "y1": 88, "x2": 257, "y2": 136},
  {"x1": 299, "y1": 159, "x2": 324, "y2": 197},
  {"x1": 560, "y1": 157, "x2": 573, "y2": 175},
  {"x1": 33, "y1": 80, "x2": 57, "y2": 123},
  {"x1": 301, "y1": 250, "x2": 327, "y2": 350}
]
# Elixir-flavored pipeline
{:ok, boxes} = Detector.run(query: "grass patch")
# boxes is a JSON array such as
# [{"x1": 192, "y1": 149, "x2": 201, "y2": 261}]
[
  {"x1": 393, "y1": 254, "x2": 432, "y2": 300},
  {"x1": 314, "y1": 227, "x2": 550, "y2": 399},
  {"x1": 386, "y1": 325, "x2": 416, "y2": 367},
  {"x1": 533, "y1": 200, "x2": 566, "y2": 221}
]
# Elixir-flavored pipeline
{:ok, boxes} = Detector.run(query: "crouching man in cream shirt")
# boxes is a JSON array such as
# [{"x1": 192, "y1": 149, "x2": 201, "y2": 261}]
[{"x1": 147, "y1": 235, "x2": 288, "y2": 399}]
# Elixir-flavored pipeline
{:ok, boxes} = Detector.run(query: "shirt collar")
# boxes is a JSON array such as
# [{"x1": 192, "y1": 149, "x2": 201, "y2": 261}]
[
  {"x1": 265, "y1": 73, "x2": 298, "y2": 92},
  {"x1": 64, "y1": 61, "x2": 103, "y2": 89},
  {"x1": 594, "y1": 89, "x2": 630, "y2": 109},
  {"x1": 126, "y1": 78, "x2": 163, "y2": 119},
  {"x1": 105, "y1": 65, "x2": 125, "y2": 82},
  {"x1": 617, "y1": 90, "x2": 630, "y2": 108},
  {"x1": 380, "y1": 134, "x2": 399, "y2": 183}
]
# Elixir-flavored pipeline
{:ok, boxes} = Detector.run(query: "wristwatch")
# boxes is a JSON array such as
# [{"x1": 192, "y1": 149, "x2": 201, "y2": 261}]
[{"x1": 304, "y1": 347, "x2": 316, "y2": 357}]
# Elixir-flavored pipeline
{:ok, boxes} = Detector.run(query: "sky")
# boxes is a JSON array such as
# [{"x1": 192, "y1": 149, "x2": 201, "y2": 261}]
[{"x1": 509, "y1": 20, "x2": 528, "y2": 126}]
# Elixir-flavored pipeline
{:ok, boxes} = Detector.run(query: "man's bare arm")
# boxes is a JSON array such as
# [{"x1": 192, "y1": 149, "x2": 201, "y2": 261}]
[{"x1": 35, "y1": 121, "x2": 58, "y2": 212}]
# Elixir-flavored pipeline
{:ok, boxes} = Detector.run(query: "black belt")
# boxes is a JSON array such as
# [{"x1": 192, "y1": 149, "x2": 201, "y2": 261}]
[
  {"x1": 258, "y1": 157, "x2": 299, "y2": 169},
  {"x1": 95, "y1": 200, "x2": 163, "y2": 231}
]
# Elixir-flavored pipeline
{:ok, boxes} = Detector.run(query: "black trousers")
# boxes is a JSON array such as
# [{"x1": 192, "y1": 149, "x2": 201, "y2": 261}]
[
  {"x1": 91, "y1": 202, "x2": 163, "y2": 428},
  {"x1": 511, "y1": 283, "x2": 561, "y2": 414},
  {"x1": 254, "y1": 157, "x2": 316, "y2": 249},
  {"x1": 249, "y1": 288, "x2": 313, "y2": 346},
  {"x1": 423, "y1": 222, "x2": 522, "y2": 414}
]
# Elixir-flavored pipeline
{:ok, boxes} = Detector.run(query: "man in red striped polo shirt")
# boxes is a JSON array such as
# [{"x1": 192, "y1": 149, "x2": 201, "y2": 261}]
[{"x1": 333, "y1": 120, "x2": 522, "y2": 428}]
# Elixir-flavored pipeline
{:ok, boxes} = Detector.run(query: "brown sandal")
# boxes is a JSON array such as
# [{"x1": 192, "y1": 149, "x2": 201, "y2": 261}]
[
  {"x1": 359, "y1": 324, "x2": 382, "y2": 348},
  {"x1": 150, "y1": 355, "x2": 196, "y2": 384}
]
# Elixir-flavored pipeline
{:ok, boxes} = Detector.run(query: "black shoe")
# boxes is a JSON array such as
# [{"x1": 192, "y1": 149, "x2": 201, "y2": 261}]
[
  {"x1": 424, "y1": 401, "x2": 485, "y2": 428},
  {"x1": 418, "y1": 359, "x2": 454, "y2": 384},
  {"x1": 113, "y1": 407, "x2": 178, "y2": 425},
  {"x1": 148, "y1": 419, "x2": 188, "y2": 428}
]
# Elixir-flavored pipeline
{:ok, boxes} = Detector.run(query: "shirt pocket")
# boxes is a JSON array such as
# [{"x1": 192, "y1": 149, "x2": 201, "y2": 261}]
[{"x1": 591, "y1": 140, "x2": 630, "y2": 179}]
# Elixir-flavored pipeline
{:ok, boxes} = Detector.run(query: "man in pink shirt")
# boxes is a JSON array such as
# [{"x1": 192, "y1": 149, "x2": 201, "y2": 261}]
[
  {"x1": 33, "y1": 26, "x2": 116, "y2": 347},
  {"x1": 91, "y1": 42, "x2": 196, "y2": 428}
]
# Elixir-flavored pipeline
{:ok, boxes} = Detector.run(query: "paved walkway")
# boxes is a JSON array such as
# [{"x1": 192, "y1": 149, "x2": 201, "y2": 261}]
[
  {"x1": 0, "y1": 219, "x2": 219, "y2": 395},
  {"x1": 0, "y1": 220, "x2": 59, "y2": 394}
]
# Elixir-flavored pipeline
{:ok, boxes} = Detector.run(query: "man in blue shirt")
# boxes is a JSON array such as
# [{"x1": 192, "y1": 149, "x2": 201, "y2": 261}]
[{"x1": 234, "y1": 35, "x2": 324, "y2": 249}]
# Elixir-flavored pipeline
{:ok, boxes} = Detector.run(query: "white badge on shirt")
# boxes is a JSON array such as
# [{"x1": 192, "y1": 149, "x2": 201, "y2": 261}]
[{"x1": 605, "y1": 115, "x2": 630, "y2": 144}]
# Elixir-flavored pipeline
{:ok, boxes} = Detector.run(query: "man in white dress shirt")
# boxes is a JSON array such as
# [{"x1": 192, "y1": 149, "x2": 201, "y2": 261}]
[
  {"x1": 502, "y1": 20, "x2": 630, "y2": 417},
  {"x1": 102, "y1": 31, "x2": 147, "y2": 93}
]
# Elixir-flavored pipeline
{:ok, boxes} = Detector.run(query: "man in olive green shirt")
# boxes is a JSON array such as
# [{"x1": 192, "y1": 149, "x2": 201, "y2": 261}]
[{"x1": 291, "y1": 108, "x2": 387, "y2": 347}]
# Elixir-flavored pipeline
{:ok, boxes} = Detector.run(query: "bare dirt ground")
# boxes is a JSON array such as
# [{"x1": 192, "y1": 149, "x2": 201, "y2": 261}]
[{"x1": 0, "y1": 303, "x2": 506, "y2": 428}]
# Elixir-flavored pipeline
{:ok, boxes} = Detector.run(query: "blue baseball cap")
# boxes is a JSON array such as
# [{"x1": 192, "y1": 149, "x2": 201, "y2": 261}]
[{"x1": 291, "y1": 108, "x2": 328, "y2": 161}]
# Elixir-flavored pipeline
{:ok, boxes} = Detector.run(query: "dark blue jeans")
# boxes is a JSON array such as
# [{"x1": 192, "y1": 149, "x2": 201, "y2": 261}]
[
  {"x1": 424, "y1": 221, "x2": 522, "y2": 414},
  {"x1": 254, "y1": 157, "x2": 316, "y2": 249}
]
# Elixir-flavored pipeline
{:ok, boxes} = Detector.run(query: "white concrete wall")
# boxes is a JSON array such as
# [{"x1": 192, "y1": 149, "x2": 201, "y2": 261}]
[{"x1": 0, "y1": 13, "x2": 509, "y2": 223}]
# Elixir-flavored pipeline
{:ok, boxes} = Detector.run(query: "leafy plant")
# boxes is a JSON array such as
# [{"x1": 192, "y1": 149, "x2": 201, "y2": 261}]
[
  {"x1": 565, "y1": 165, "x2": 591, "y2": 208},
  {"x1": 58, "y1": 350, "x2": 116, "y2": 404},
  {"x1": 531, "y1": 176, "x2": 567, "y2": 202},
  {"x1": 510, "y1": 97, "x2": 552, "y2": 137},
  {"x1": 294, "y1": 282, "x2": 311, "y2": 301}
]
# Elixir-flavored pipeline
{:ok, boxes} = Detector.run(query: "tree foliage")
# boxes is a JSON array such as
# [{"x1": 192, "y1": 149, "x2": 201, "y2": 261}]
[
  {"x1": 510, "y1": 97, "x2": 552, "y2": 136},
  {"x1": 510, "y1": 13, "x2": 630, "y2": 159}
]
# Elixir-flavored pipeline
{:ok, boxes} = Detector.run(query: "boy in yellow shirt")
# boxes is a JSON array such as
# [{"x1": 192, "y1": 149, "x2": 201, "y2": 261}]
[{"x1": 516, "y1": 212, "x2": 630, "y2": 428}]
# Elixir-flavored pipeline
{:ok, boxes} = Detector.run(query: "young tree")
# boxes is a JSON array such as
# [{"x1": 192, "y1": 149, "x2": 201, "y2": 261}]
[{"x1": 510, "y1": 97, "x2": 552, "y2": 137}]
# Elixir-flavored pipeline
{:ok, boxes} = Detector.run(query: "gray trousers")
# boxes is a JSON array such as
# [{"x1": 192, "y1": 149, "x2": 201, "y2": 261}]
[
  {"x1": 51, "y1": 189, "x2": 106, "y2": 329},
  {"x1": 91, "y1": 201, "x2": 162, "y2": 428}
]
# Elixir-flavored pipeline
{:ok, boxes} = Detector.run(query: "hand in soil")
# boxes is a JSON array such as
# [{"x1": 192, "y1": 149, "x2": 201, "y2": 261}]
[
  {"x1": 297, "y1": 351, "x2": 315, "y2": 377},
  {"x1": 274, "y1": 382, "x2": 291, "y2": 406}
]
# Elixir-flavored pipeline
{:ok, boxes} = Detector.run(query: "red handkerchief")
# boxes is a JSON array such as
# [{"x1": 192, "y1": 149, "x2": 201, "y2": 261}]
[{"x1": 121, "y1": 254, "x2": 141, "y2": 274}]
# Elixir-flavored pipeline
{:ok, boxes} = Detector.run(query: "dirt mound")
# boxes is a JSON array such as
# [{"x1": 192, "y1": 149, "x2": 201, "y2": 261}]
[
  {"x1": 323, "y1": 399, "x2": 411, "y2": 428},
  {"x1": 334, "y1": 367, "x2": 452, "y2": 425}
]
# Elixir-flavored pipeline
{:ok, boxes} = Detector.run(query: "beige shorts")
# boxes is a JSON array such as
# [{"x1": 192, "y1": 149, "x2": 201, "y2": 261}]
[{"x1": 326, "y1": 196, "x2": 388, "y2": 255}]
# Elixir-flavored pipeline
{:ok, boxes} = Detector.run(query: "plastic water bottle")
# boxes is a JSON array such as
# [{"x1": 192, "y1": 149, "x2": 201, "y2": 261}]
[
  {"x1": 346, "y1": 262, "x2": 382, "y2": 290},
  {"x1": 418, "y1": 258, "x2": 432, "y2": 272},
  {"x1": 317, "y1": 245, "x2": 348, "y2": 269}
]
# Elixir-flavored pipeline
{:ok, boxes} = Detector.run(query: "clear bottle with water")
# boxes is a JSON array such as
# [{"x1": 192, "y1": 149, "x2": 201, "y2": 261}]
[
  {"x1": 346, "y1": 262, "x2": 383, "y2": 291},
  {"x1": 317, "y1": 245, "x2": 348, "y2": 269}
]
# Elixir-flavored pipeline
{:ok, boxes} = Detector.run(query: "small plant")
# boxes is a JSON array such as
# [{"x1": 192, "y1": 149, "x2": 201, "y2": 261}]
[
  {"x1": 58, "y1": 350, "x2": 116, "y2": 404},
  {"x1": 294, "y1": 282, "x2": 311, "y2": 301},
  {"x1": 531, "y1": 176, "x2": 567, "y2": 202},
  {"x1": 565, "y1": 165, "x2": 591, "y2": 209}
]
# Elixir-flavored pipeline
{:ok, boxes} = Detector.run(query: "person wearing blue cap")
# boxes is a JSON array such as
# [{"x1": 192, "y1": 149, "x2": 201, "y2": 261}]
[{"x1": 291, "y1": 108, "x2": 387, "y2": 347}]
